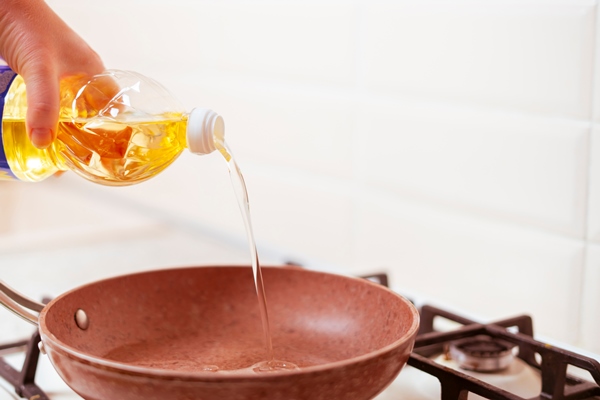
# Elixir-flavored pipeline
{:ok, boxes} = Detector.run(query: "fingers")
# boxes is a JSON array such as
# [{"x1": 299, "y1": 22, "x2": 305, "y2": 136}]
[
  {"x1": 0, "y1": 0, "x2": 105, "y2": 149},
  {"x1": 21, "y1": 62, "x2": 59, "y2": 149}
]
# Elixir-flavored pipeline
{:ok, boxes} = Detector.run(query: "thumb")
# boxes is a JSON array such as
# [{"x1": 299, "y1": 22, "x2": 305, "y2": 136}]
[{"x1": 21, "y1": 63, "x2": 59, "y2": 149}]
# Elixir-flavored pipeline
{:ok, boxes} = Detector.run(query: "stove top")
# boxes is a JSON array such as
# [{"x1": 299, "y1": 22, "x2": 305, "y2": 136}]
[
  {"x1": 407, "y1": 305, "x2": 600, "y2": 399},
  {"x1": 1, "y1": 274, "x2": 599, "y2": 400}
]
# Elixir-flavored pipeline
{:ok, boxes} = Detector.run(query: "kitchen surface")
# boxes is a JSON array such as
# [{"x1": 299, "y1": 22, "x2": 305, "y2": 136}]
[
  {"x1": 0, "y1": 218, "x2": 599, "y2": 398},
  {"x1": 1, "y1": 178, "x2": 599, "y2": 398},
  {"x1": 1, "y1": 206, "x2": 598, "y2": 398},
  {"x1": 2, "y1": 0, "x2": 600, "y2": 398}
]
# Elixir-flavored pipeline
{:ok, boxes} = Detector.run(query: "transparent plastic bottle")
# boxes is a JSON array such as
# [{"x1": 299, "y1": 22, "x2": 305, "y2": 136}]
[{"x1": 0, "y1": 67, "x2": 224, "y2": 185}]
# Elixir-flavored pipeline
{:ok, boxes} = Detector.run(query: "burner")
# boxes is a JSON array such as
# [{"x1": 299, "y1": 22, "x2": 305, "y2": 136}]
[
  {"x1": 365, "y1": 274, "x2": 600, "y2": 400},
  {"x1": 448, "y1": 335, "x2": 517, "y2": 372},
  {"x1": 410, "y1": 305, "x2": 600, "y2": 400}
]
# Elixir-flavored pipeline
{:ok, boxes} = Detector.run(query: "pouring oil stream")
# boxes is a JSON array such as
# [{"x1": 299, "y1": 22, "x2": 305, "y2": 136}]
[{"x1": 215, "y1": 140, "x2": 297, "y2": 372}]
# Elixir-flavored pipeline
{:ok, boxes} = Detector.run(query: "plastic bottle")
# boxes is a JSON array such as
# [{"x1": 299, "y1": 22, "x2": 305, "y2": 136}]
[{"x1": 0, "y1": 66, "x2": 224, "y2": 185}]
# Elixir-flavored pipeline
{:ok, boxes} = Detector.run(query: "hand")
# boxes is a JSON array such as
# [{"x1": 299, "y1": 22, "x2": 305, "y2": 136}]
[{"x1": 0, "y1": 0, "x2": 105, "y2": 148}]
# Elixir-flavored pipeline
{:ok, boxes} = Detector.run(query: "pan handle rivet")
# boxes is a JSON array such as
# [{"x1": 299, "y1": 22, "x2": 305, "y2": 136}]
[
  {"x1": 38, "y1": 341, "x2": 46, "y2": 355},
  {"x1": 75, "y1": 309, "x2": 89, "y2": 330}
]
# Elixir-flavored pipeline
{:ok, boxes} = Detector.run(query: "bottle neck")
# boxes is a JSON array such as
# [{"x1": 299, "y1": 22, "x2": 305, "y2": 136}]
[{"x1": 186, "y1": 108, "x2": 224, "y2": 156}]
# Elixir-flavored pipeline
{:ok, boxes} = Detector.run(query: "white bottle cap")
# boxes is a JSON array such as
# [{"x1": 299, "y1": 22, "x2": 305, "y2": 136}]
[{"x1": 186, "y1": 108, "x2": 225, "y2": 155}]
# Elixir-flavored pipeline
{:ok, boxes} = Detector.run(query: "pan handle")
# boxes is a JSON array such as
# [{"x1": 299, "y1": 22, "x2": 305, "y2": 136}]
[{"x1": 0, "y1": 280, "x2": 44, "y2": 326}]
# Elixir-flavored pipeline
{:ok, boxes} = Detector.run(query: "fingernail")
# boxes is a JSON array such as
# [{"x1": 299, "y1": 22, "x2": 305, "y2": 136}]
[{"x1": 30, "y1": 129, "x2": 53, "y2": 149}]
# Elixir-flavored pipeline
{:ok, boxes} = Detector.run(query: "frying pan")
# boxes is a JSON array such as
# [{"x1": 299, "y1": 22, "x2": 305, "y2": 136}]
[{"x1": 0, "y1": 265, "x2": 419, "y2": 400}]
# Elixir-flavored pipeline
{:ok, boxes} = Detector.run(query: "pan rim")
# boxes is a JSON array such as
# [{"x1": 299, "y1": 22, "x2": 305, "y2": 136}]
[{"x1": 39, "y1": 265, "x2": 420, "y2": 381}]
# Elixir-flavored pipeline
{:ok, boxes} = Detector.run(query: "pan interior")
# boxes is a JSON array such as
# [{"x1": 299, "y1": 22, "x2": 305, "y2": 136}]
[{"x1": 42, "y1": 266, "x2": 416, "y2": 373}]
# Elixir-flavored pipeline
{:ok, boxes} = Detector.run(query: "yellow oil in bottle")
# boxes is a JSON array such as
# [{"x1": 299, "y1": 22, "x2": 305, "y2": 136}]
[{"x1": 1, "y1": 75, "x2": 189, "y2": 185}]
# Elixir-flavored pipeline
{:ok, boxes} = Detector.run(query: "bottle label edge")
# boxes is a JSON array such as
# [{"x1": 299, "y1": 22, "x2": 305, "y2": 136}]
[{"x1": 0, "y1": 65, "x2": 19, "y2": 180}]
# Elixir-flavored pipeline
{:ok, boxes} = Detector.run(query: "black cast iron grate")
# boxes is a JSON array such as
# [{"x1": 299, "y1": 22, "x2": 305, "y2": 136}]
[
  {"x1": 412, "y1": 305, "x2": 600, "y2": 400},
  {"x1": 362, "y1": 273, "x2": 600, "y2": 400},
  {"x1": 0, "y1": 330, "x2": 48, "y2": 400}
]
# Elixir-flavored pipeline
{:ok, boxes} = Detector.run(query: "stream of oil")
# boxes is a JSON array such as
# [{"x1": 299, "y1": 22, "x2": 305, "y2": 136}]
[
  {"x1": 103, "y1": 143, "x2": 303, "y2": 373},
  {"x1": 216, "y1": 141, "x2": 299, "y2": 373}
]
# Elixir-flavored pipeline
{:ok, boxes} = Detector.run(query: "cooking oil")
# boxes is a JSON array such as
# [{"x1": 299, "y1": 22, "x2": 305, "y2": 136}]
[
  {"x1": 216, "y1": 140, "x2": 298, "y2": 373},
  {"x1": 0, "y1": 69, "x2": 219, "y2": 185}
]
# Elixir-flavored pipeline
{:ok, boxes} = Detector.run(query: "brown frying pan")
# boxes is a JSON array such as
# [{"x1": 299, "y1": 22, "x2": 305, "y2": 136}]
[{"x1": 0, "y1": 265, "x2": 419, "y2": 400}]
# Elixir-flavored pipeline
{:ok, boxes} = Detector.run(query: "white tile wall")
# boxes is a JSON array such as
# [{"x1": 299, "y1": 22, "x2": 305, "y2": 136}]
[
  {"x1": 353, "y1": 193, "x2": 585, "y2": 343},
  {"x1": 240, "y1": 166, "x2": 355, "y2": 268},
  {"x1": 44, "y1": 1, "x2": 224, "y2": 74},
  {"x1": 594, "y1": 1, "x2": 600, "y2": 124},
  {"x1": 363, "y1": 2, "x2": 595, "y2": 119},
  {"x1": 589, "y1": 126, "x2": 600, "y2": 242},
  {"x1": 165, "y1": 75, "x2": 357, "y2": 179},
  {"x1": 0, "y1": 178, "x2": 166, "y2": 255},
  {"x1": 356, "y1": 100, "x2": 590, "y2": 238},
  {"x1": 582, "y1": 243, "x2": 600, "y2": 353},
  {"x1": 2, "y1": 0, "x2": 598, "y2": 351},
  {"x1": 218, "y1": 2, "x2": 357, "y2": 87},
  {"x1": 0, "y1": 182, "x2": 17, "y2": 234}
]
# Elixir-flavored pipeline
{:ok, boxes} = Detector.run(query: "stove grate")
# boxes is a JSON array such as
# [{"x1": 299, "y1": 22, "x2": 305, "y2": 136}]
[
  {"x1": 409, "y1": 305, "x2": 600, "y2": 400},
  {"x1": 0, "y1": 330, "x2": 49, "y2": 400}
]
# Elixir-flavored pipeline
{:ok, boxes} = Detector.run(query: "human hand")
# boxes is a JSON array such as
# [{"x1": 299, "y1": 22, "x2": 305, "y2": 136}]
[{"x1": 0, "y1": 0, "x2": 105, "y2": 149}]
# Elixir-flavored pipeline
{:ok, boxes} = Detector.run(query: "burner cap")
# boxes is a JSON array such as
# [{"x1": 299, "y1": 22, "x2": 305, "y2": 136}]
[{"x1": 449, "y1": 335, "x2": 518, "y2": 372}]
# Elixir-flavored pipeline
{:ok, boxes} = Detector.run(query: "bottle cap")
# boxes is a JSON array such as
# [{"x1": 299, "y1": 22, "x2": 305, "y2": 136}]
[{"x1": 186, "y1": 108, "x2": 225, "y2": 155}]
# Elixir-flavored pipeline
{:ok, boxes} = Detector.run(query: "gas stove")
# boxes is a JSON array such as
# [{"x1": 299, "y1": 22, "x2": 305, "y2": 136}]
[
  {"x1": 1, "y1": 274, "x2": 599, "y2": 400},
  {"x1": 393, "y1": 305, "x2": 600, "y2": 399}
]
